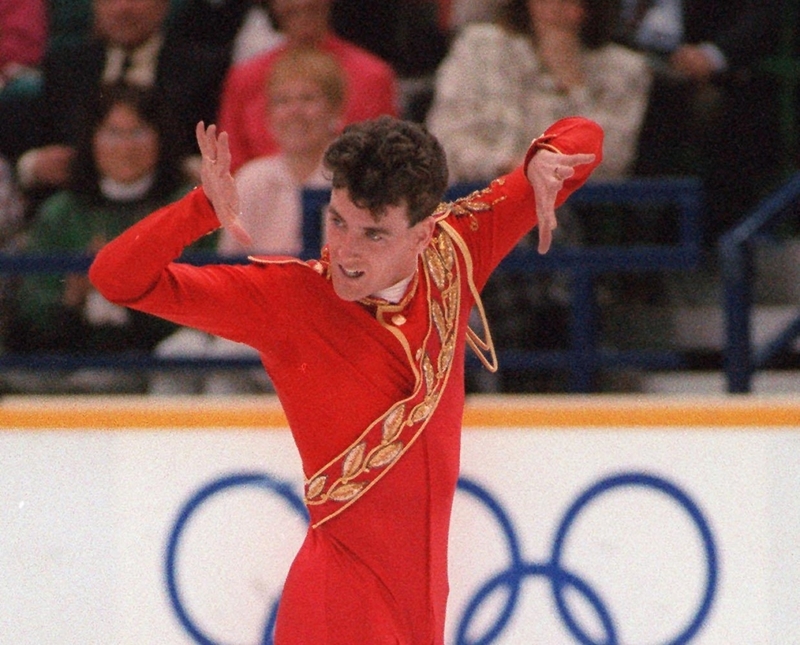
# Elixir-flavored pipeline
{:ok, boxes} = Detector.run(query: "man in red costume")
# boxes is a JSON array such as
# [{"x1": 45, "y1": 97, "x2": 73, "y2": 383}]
[{"x1": 90, "y1": 115, "x2": 602, "y2": 643}]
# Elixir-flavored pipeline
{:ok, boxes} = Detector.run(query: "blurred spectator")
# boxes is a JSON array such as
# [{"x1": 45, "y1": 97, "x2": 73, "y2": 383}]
[
  {"x1": 0, "y1": 0, "x2": 48, "y2": 161},
  {"x1": 330, "y1": 0, "x2": 446, "y2": 77},
  {"x1": 0, "y1": 153, "x2": 24, "y2": 245},
  {"x1": 46, "y1": 0, "x2": 93, "y2": 50},
  {"x1": 427, "y1": 0, "x2": 651, "y2": 183},
  {"x1": 9, "y1": 0, "x2": 228, "y2": 193},
  {"x1": 151, "y1": 47, "x2": 345, "y2": 394},
  {"x1": 614, "y1": 0, "x2": 782, "y2": 244},
  {"x1": 426, "y1": 0, "x2": 653, "y2": 392},
  {"x1": 218, "y1": 0, "x2": 398, "y2": 172},
  {"x1": 2, "y1": 84, "x2": 207, "y2": 392},
  {"x1": 168, "y1": 0, "x2": 285, "y2": 63},
  {"x1": 329, "y1": 0, "x2": 449, "y2": 120},
  {"x1": 438, "y1": 0, "x2": 505, "y2": 32},
  {"x1": 0, "y1": 0, "x2": 47, "y2": 92},
  {"x1": 226, "y1": 47, "x2": 342, "y2": 254}
]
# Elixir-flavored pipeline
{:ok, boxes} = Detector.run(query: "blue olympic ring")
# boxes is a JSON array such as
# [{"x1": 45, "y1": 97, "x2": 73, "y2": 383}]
[
  {"x1": 165, "y1": 470, "x2": 717, "y2": 645},
  {"x1": 456, "y1": 472, "x2": 718, "y2": 645},
  {"x1": 164, "y1": 472, "x2": 308, "y2": 645}
]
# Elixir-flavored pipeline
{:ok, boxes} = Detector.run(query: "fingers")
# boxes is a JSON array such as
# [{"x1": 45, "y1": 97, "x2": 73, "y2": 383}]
[
  {"x1": 196, "y1": 121, "x2": 222, "y2": 162},
  {"x1": 228, "y1": 220, "x2": 254, "y2": 249},
  {"x1": 527, "y1": 150, "x2": 595, "y2": 254},
  {"x1": 562, "y1": 152, "x2": 596, "y2": 168},
  {"x1": 197, "y1": 122, "x2": 234, "y2": 180},
  {"x1": 552, "y1": 152, "x2": 596, "y2": 181},
  {"x1": 215, "y1": 130, "x2": 232, "y2": 170},
  {"x1": 535, "y1": 196, "x2": 557, "y2": 254},
  {"x1": 537, "y1": 225, "x2": 554, "y2": 255},
  {"x1": 195, "y1": 121, "x2": 250, "y2": 248}
]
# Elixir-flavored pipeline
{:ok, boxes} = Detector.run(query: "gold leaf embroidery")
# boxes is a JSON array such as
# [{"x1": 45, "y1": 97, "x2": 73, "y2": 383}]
[
  {"x1": 342, "y1": 442, "x2": 367, "y2": 479},
  {"x1": 444, "y1": 287, "x2": 458, "y2": 323},
  {"x1": 306, "y1": 475, "x2": 327, "y2": 501},
  {"x1": 367, "y1": 442, "x2": 404, "y2": 469},
  {"x1": 308, "y1": 227, "x2": 466, "y2": 525},
  {"x1": 448, "y1": 201, "x2": 491, "y2": 218},
  {"x1": 431, "y1": 301, "x2": 446, "y2": 341},
  {"x1": 410, "y1": 400, "x2": 433, "y2": 424},
  {"x1": 382, "y1": 405, "x2": 405, "y2": 443},
  {"x1": 437, "y1": 235, "x2": 455, "y2": 271},
  {"x1": 422, "y1": 354, "x2": 435, "y2": 392},
  {"x1": 328, "y1": 481, "x2": 366, "y2": 502},
  {"x1": 446, "y1": 183, "x2": 508, "y2": 221},
  {"x1": 425, "y1": 248, "x2": 446, "y2": 289},
  {"x1": 439, "y1": 337, "x2": 455, "y2": 374},
  {"x1": 433, "y1": 203, "x2": 450, "y2": 217}
]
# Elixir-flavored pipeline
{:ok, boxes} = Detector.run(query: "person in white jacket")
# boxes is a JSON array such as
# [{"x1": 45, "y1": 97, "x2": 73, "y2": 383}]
[{"x1": 427, "y1": 0, "x2": 651, "y2": 183}]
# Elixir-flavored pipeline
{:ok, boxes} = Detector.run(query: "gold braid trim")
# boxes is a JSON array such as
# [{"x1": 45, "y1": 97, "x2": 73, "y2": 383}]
[{"x1": 437, "y1": 220, "x2": 498, "y2": 373}]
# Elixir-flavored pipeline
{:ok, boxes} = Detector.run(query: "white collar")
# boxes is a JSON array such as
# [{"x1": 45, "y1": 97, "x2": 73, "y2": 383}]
[
  {"x1": 373, "y1": 274, "x2": 414, "y2": 304},
  {"x1": 99, "y1": 173, "x2": 155, "y2": 201},
  {"x1": 104, "y1": 33, "x2": 163, "y2": 86}
]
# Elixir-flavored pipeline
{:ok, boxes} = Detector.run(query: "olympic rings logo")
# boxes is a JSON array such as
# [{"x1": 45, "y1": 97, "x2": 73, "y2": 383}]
[
  {"x1": 454, "y1": 473, "x2": 718, "y2": 645},
  {"x1": 165, "y1": 470, "x2": 718, "y2": 645}
]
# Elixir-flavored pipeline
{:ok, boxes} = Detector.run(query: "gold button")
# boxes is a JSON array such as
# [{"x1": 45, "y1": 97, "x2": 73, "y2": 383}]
[{"x1": 391, "y1": 314, "x2": 407, "y2": 326}]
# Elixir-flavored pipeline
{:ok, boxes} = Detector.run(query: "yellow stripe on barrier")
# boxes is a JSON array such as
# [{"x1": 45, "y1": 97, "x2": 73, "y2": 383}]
[
  {"x1": 0, "y1": 394, "x2": 797, "y2": 430},
  {"x1": 463, "y1": 395, "x2": 800, "y2": 427},
  {"x1": 0, "y1": 396, "x2": 289, "y2": 429}
]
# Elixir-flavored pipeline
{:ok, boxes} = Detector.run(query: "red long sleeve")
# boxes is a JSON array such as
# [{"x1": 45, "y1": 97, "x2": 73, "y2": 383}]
[{"x1": 89, "y1": 188, "x2": 220, "y2": 304}]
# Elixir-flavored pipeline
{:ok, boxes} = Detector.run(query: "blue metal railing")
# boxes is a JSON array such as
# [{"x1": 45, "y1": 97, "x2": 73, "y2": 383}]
[
  {"x1": 0, "y1": 177, "x2": 704, "y2": 393},
  {"x1": 719, "y1": 172, "x2": 800, "y2": 393},
  {"x1": 451, "y1": 178, "x2": 704, "y2": 391}
]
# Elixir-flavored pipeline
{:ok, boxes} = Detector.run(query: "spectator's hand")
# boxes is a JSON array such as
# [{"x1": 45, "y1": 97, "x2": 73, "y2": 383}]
[
  {"x1": 669, "y1": 45, "x2": 716, "y2": 83},
  {"x1": 527, "y1": 148, "x2": 595, "y2": 254},
  {"x1": 29, "y1": 145, "x2": 75, "y2": 188},
  {"x1": 195, "y1": 121, "x2": 252, "y2": 248}
]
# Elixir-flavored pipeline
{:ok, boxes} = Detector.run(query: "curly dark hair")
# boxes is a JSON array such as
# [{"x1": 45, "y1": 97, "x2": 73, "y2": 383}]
[{"x1": 322, "y1": 115, "x2": 448, "y2": 225}]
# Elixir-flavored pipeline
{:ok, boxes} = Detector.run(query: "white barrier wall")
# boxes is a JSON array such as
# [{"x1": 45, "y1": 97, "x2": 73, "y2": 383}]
[{"x1": 1, "y1": 395, "x2": 798, "y2": 645}]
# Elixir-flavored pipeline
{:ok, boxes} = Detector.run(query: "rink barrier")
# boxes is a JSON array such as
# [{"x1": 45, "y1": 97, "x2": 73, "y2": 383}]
[{"x1": 0, "y1": 395, "x2": 798, "y2": 430}]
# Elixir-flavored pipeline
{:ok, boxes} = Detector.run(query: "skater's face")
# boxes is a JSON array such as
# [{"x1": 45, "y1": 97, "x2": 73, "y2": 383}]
[{"x1": 325, "y1": 188, "x2": 434, "y2": 302}]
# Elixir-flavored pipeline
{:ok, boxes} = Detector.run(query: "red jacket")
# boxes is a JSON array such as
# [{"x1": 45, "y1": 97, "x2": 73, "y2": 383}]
[{"x1": 0, "y1": 0, "x2": 46, "y2": 72}]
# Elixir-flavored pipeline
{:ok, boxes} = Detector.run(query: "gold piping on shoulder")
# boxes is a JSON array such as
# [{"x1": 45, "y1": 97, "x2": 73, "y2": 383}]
[
  {"x1": 437, "y1": 220, "x2": 498, "y2": 373},
  {"x1": 434, "y1": 179, "x2": 510, "y2": 232},
  {"x1": 247, "y1": 255, "x2": 312, "y2": 266}
]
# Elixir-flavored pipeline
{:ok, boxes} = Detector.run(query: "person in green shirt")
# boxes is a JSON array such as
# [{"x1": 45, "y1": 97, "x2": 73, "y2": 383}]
[{"x1": 5, "y1": 82, "x2": 212, "y2": 368}]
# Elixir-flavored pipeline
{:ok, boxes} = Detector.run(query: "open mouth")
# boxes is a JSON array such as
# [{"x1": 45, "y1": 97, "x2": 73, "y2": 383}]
[{"x1": 339, "y1": 265, "x2": 364, "y2": 279}]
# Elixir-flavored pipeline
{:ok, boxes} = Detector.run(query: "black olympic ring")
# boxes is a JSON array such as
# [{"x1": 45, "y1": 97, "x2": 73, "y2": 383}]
[{"x1": 165, "y1": 470, "x2": 718, "y2": 645}]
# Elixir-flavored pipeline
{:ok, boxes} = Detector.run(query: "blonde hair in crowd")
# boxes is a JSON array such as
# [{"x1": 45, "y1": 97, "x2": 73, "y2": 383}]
[{"x1": 266, "y1": 47, "x2": 347, "y2": 110}]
